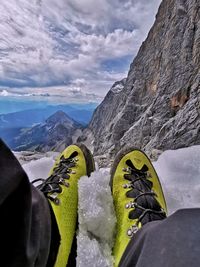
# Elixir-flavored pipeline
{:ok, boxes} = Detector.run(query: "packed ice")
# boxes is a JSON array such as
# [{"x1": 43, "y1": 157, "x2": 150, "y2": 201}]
[
  {"x1": 153, "y1": 145, "x2": 200, "y2": 214},
  {"x1": 16, "y1": 145, "x2": 200, "y2": 266},
  {"x1": 77, "y1": 169, "x2": 116, "y2": 267},
  {"x1": 20, "y1": 151, "x2": 59, "y2": 181}
]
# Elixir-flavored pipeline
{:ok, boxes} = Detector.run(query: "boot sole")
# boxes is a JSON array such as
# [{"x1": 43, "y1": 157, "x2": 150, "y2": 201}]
[{"x1": 74, "y1": 143, "x2": 95, "y2": 176}]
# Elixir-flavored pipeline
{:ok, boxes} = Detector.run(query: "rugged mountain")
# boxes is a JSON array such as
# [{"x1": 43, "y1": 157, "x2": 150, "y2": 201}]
[
  {"x1": 0, "y1": 104, "x2": 97, "y2": 148},
  {"x1": 0, "y1": 103, "x2": 96, "y2": 130},
  {"x1": 0, "y1": 106, "x2": 74, "y2": 129},
  {"x1": 13, "y1": 111, "x2": 82, "y2": 152},
  {"x1": 87, "y1": 0, "x2": 200, "y2": 159}
]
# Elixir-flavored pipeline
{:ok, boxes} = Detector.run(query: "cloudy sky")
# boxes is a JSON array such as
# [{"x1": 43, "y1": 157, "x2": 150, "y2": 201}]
[{"x1": 0, "y1": 0, "x2": 161, "y2": 103}]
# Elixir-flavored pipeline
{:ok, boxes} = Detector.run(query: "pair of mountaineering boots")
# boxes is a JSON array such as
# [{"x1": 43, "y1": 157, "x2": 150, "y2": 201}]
[{"x1": 37, "y1": 144, "x2": 167, "y2": 267}]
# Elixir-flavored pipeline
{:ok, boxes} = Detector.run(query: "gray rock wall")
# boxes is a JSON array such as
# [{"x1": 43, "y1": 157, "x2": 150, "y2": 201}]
[{"x1": 88, "y1": 0, "x2": 200, "y2": 159}]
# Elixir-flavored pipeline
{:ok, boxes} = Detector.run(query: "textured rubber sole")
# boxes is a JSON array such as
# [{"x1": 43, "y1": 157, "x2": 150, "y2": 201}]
[{"x1": 74, "y1": 143, "x2": 95, "y2": 177}]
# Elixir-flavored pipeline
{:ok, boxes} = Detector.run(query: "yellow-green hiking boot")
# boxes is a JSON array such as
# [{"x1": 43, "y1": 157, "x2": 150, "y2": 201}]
[
  {"x1": 110, "y1": 147, "x2": 167, "y2": 267},
  {"x1": 38, "y1": 143, "x2": 95, "y2": 267}
]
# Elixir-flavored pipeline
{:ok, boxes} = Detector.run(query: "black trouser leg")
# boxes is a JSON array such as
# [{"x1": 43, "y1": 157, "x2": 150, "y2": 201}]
[
  {"x1": 0, "y1": 139, "x2": 53, "y2": 267},
  {"x1": 119, "y1": 209, "x2": 200, "y2": 267}
]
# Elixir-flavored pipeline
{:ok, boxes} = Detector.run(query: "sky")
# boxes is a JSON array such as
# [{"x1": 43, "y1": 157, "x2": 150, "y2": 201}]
[{"x1": 0, "y1": 0, "x2": 161, "y2": 103}]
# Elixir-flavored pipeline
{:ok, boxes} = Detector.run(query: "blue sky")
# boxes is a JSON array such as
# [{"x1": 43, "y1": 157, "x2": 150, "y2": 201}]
[{"x1": 0, "y1": 0, "x2": 161, "y2": 103}]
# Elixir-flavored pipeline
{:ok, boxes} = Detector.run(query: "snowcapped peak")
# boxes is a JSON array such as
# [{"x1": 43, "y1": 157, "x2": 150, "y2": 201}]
[{"x1": 111, "y1": 78, "x2": 126, "y2": 93}]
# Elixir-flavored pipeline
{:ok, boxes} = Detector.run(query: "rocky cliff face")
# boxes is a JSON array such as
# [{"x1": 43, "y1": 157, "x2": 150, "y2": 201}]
[
  {"x1": 88, "y1": 0, "x2": 200, "y2": 159},
  {"x1": 13, "y1": 111, "x2": 82, "y2": 152}
]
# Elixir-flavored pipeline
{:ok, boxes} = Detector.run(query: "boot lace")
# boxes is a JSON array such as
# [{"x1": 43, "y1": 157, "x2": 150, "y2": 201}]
[
  {"x1": 122, "y1": 160, "x2": 166, "y2": 237},
  {"x1": 32, "y1": 152, "x2": 78, "y2": 205}
]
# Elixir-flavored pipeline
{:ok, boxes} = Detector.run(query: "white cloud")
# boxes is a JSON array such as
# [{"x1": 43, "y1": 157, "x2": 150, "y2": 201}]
[
  {"x1": 1, "y1": 85, "x2": 104, "y2": 103},
  {"x1": 0, "y1": 0, "x2": 162, "y2": 100},
  {"x1": 76, "y1": 29, "x2": 140, "y2": 59},
  {"x1": 0, "y1": 89, "x2": 12, "y2": 96}
]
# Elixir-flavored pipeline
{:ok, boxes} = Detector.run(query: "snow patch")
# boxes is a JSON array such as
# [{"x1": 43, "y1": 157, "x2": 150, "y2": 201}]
[
  {"x1": 21, "y1": 152, "x2": 59, "y2": 181},
  {"x1": 111, "y1": 83, "x2": 124, "y2": 93},
  {"x1": 77, "y1": 169, "x2": 116, "y2": 267},
  {"x1": 77, "y1": 233, "x2": 112, "y2": 267},
  {"x1": 153, "y1": 145, "x2": 200, "y2": 214}
]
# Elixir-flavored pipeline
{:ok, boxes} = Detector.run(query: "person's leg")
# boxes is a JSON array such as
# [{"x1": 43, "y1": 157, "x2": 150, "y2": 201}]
[
  {"x1": 110, "y1": 147, "x2": 167, "y2": 267},
  {"x1": 0, "y1": 139, "x2": 52, "y2": 267},
  {"x1": 119, "y1": 208, "x2": 200, "y2": 267},
  {"x1": 0, "y1": 139, "x2": 95, "y2": 267}
]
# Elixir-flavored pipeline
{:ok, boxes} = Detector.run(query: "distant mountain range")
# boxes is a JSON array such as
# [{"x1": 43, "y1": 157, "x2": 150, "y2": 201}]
[
  {"x1": 12, "y1": 111, "x2": 82, "y2": 152},
  {"x1": 0, "y1": 99, "x2": 98, "y2": 115},
  {"x1": 0, "y1": 103, "x2": 97, "y2": 149},
  {"x1": 0, "y1": 103, "x2": 96, "y2": 127}
]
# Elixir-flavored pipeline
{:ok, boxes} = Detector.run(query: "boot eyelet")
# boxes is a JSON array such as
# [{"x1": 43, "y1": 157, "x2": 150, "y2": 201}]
[
  {"x1": 127, "y1": 225, "x2": 139, "y2": 237},
  {"x1": 64, "y1": 182, "x2": 70, "y2": 187},
  {"x1": 49, "y1": 193, "x2": 60, "y2": 205},
  {"x1": 132, "y1": 225, "x2": 139, "y2": 234},
  {"x1": 127, "y1": 229, "x2": 133, "y2": 237},
  {"x1": 125, "y1": 203, "x2": 131, "y2": 209},
  {"x1": 147, "y1": 172, "x2": 152, "y2": 178},
  {"x1": 131, "y1": 202, "x2": 136, "y2": 208},
  {"x1": 54, "y1": 198, "x2": 60, "y2": 205},
  {"x1": 122, "y1": 167, "x2": 131, "y2": 173}
]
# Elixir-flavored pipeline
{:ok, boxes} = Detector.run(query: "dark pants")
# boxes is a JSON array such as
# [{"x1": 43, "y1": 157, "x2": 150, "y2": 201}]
[
  {"x1": 120, "y1": 209, "x2": 200, "y2": 267},
  {"x1": 1, "y1": 139, "x2": 200, "y2": 267},
  {"x1": 0, "y1": 139, "x2": 60, "y2": 267}
]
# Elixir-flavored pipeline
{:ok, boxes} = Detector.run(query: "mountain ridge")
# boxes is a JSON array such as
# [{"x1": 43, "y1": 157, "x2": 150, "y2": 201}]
[
  {"x1": 0, "y1": 103, "x2": 96, "y2": 128},
  {"x1": 0, "y1": 104, "x2": 97, "y2": 147},
  {"x1": 85, "y1": 0, "x2": 200, "y2": 160},
  {"x1": 13, "y1": 111, "x2": 82, "y2": 152}
]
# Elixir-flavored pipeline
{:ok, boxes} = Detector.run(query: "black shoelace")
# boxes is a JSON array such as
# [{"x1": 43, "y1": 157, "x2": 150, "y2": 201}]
[
  {"x1": 32, "y1": 152, "x2": 78, "y2": 205},
  {"x1": 123, "y1": 160, "x2": 166, "y2": 237}
]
